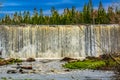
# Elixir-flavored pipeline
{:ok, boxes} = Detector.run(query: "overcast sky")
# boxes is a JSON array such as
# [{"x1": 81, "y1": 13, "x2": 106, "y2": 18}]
[{"x1": 0, "y1": 0, "x2": 113, "y2": 17}]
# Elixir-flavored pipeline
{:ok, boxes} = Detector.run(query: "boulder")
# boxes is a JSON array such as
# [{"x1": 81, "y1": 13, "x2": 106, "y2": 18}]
[
  {"x1": 21, "y1": 66, "x2": 32, "y2": 70},
  {"x1": 60, "y1": 57, "x2": 78, "y2": 62},
  {"x1": 26, "y1": 58, "x2": 35, "y2": 62},
  {"x1": 64, "y1": 69, "x2": 70, "y2": 72},
  {"x1": 7, "y1": 70, "x2": 17, "y2": 74}
]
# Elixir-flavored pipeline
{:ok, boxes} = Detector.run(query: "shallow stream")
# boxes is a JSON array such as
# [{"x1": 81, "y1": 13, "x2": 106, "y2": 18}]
[{"x1": 0, "y1": 59, "x2": 118, "y2": 80}]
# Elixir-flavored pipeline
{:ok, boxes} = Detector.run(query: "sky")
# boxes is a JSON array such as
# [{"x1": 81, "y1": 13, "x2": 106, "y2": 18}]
[{"x1": 0, "y1": 0, "x2": 116, "y2": 17}]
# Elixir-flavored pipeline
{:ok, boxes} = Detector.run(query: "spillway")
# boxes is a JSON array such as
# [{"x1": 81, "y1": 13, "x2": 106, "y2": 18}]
[{"x1": 0, "y1": 25, "x2": 120, "y2": 58}]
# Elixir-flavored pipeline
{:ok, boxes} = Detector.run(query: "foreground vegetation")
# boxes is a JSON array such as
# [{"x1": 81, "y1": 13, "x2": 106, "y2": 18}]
[
  {"x1": 63, "y1": 59, "x2": 116, "y2": 70},
  {"x1": 63, "y1": 54, "x2": 120, "y2": 75},
  {"x1": 0, "y1": 0, "x2": 120, "y2": 25}
]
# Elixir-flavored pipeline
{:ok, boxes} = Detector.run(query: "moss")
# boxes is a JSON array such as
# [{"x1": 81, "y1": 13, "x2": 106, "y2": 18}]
[
  {"x1": 7, "y1": 59, "x2": 22, "y2": 64},
  {"x1": 63, "y1": 59, "x2": 116, "y2": 70},
  {"x1": 0, "y1": 58, "x2": 22, "y2": 66}
]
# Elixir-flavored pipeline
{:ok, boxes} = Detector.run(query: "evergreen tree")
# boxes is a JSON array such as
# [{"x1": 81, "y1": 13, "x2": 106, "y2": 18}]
[
  {"x1": 23, "y1": 11, "x2": 30, "y2": 24},
  {"x1": 96, "y1": 1, "x2": 108, "y2": 24},
  {"x1": 44, "y1": 16, "x2": 50, "y2": 24},
  {"x1": 12, "y1": 12, "x2": 19, "y2": 24},
  {"x1": 64, "y1": 8, "x2": 71, "y2": 24},
  {"x1": 0, "y1": 0, "x2": 119, "y2": 25},
  {"x1": 88, "y1": 0, "x2": 93, "y2": 24},
  {"x1": 4, "y1": 15, "x2": 11, "y2": 24},
  {"x1": 39, "y1": 8, "x2": 44, "y2": 24},
  {"x1": 71, "y1": 6, "x2": 76, "y2": 24},
  {"x1": 32, "y1": 8, "x2": 39, "y2": 24},
  {"x1": 83, "y1": 3, "x2": 88, "y2": 23},
  {"x1": 18, "y1": 12, "x2": 23, "y2": 24},
  {"x1": 50, "y1": 7, "x2": 60, "y2": 24}
]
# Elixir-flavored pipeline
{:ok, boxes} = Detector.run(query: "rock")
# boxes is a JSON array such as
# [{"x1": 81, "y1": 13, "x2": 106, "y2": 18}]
[
  {"x1": 6, "y1": 58, "x2": 15, "y2": 62},
  {"x1": 86, "y1": 56, "x2": 101, "y2": 60},
  {"x1": 41, "y1": 60, "x2": 53, "y2": 63},
  {"x1": 64, "y1": 69, "x2": 70, "y2": 72},
  {"x1": 19, "y1": 69, "x2": 24, "y2": 73},
  {"x1": 5, "y1": 58, "x2": 22, "y2": 64},
  {"x1": 68, "y1": 60, "x2": 79, "y2": 63},
  {"x1": 50, "y1": 69, "x2": 57, "y2": 72},
  {"x1": 60, "y1": 57, "x2": 78, "y2": 62},
  {"x1": 18, "y1": 69, "x2": 28, "y2": 74},
  {"x1": 99, "y1": 54, "x2": 110, "y2": 60},
  {"x1": 50, "y1": 69, "x2": 55, "y2": 72},
  {"x1": 7, "y1": 70, "x2": 17, "y2": 74},
  {"x1": 21, "y1": 66, "x2": 32, "y2": 70},
  {"x1": 29, "y1": 70, "x2": 38, "y2": 74},
  {"x1": 0, "y1": 61, "x2": 7, "y2": 66},
  {"x1": 16, "y1": 63, "x2": 22, "y2": 69},
  {"x1": 26, "y1": 58, "x2": 35, "y2": 62}
]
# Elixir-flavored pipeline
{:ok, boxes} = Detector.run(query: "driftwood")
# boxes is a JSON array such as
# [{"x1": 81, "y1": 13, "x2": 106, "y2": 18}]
[{"x1": 109, "y1": 53, "x2": 120, "y2": 65}]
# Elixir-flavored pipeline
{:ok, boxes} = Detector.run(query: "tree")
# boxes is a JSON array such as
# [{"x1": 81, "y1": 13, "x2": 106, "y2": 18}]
[
  {"x1": 96, "y1": 1, "x2": 109, "y2": 24},
  {"x1": 88, "y1": 0, "x2": 93, "y2": 24},
  {"x1": 115, "y1": 7, "x2": 120, "y2": 24},
  {"x1": 62, "y1": 8, "x2": 70, "y2": 24},
  {"x1": 38, "y1": 9, "x2": 44, "y2": 24},
  {"x1": 107, "y1": 6, "x2": 115, "y2": 24},
  {"x1": 71, "y1": 6, "x2": 76, "y2": 24},
  {"x1": 83, "y1": 3, "x2": 89, "y2": 24},
  {"x1": 0, "y1": 0, "x2": 119, "y2": 25},
  {"x1": 12, "y1": 12, "x2": 19, "y2": 24},
  {"x1": 4, "y1": 15, "x2": 11, "y2": 24},
  {"x1": 18, "y1": 12, "x2": 23, "y2": 24},
  {"x1": 32, "y1": 8, "x2": 39, "y2": 24},
  {"x1": 50, "y1": 7, "x2": 60, "y2": 24},
  {"x1": 23, "y1": 11, "x2": 30, "y2": 24},
  {"x1": 44, "y1": 16, "x2": 50, "y2": 24},
  {"x1": 91, "y1": 10, "x2": 98, "y2": 24}
]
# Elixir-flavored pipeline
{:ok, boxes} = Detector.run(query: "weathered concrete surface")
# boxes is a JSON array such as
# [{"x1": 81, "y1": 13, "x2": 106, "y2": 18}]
[{"x1": 0, "y1": 25, "x2": 120, "y2": 58}]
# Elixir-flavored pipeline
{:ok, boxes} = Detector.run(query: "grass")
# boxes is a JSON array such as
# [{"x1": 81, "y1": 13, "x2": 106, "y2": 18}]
[{"x1": 63, "y1": 59, "x2": 116, "y2": 70}]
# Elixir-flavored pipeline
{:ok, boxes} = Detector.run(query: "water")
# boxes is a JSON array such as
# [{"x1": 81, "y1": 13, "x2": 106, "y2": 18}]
[
  {"x1": 0, "y1": 71, "x2": 116, "y2": 80},
  {"x1": 0, "y1": 25, "x2": 120, "y2": 58},
  {"x1": 0, "y1": 60, "x2": 116, "y2": 80}
]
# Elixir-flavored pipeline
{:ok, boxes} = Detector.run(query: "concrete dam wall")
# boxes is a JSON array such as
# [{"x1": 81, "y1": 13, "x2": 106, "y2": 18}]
[{"x1": 0, "y1": 25, "x2": 120, "y2": 58}]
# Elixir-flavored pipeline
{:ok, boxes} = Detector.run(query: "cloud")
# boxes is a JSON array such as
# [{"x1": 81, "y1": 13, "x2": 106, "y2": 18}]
[
  {"x1": 43, "y1": 8, "x2": 69, "y2": 15},
  {"x1": 58, "y1": 9, "x2": 64, "y2": 14},
  {"x1": 0, "y1": 0, "x2": 113, "y2": 16},
  {"x1": 43, "y1": 10, "x2": 51, "y2": 15},
  {"x1": 45, "y1": 0, "x2": 73, "y2": 6},
  {"x1": 1, "y1": 3, "x2": 20, "y2": 7},
  {"x1": 0, "y1": 11, "x2": 15, "y2": 14}
]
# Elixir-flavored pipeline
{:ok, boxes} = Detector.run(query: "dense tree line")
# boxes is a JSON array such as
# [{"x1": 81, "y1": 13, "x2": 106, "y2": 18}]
[{"x1": 0, "y1": 0, "x2": 120, "y2": 25}]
